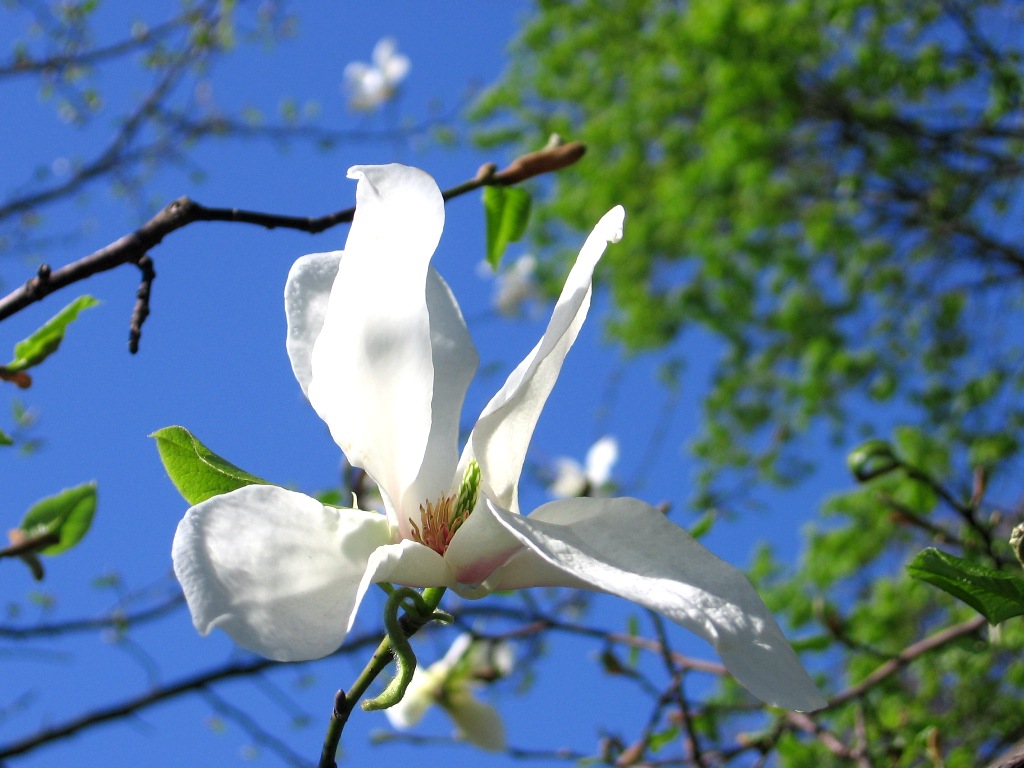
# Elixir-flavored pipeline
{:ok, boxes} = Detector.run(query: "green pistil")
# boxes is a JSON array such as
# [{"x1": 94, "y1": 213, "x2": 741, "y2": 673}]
[{"x1": 455, "y1": 459, "x2": 481, "y2": 521}]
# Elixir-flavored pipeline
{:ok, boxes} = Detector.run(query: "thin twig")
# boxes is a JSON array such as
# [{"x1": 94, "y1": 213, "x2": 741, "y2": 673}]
[
  {"x1": 128, "y1": 254, "x2": 155, "y2": 353},
  {"x1": 650, "y1": 611, "x2": 706, "y2": 768},
  {"x1": 0, "y1": 629, "x2": 381, "y2": 761},
  {"x1": 0, "y1": 142, "x2": 587, "y2": 331},
  {"x1": 825, "y1": 614, "x2": 987, "y2": 708}
]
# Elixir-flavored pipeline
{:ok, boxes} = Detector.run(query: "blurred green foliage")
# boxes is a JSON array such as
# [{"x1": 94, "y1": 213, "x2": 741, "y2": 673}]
[
  {"x1": 473, "y1": 0, "x2": 1024, "y2": 497},
  {"x1": 474, "y1": 1, "x2": 1024, "y2": 763}
]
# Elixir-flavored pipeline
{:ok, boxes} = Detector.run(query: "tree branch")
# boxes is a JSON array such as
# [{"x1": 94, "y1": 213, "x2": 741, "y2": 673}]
[
  {"x1": 0, "y1": 629, "x2": 380, "y2": 761},
  {"x1": 0, "y1": 142, "x2": 587, "y2": 349}
]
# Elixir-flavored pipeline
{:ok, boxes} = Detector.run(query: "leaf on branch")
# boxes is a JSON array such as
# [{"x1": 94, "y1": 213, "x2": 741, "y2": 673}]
[
  {"x1": 483, "y1": 185, "x2": 532, "y2": 270},
  {"x1": 5, "y1": 295, "x2": 100, "y2": 373},
  {"x1": 908, "y1": 547, "x2": 1024, "y2": 625},
  {"x1": 151, "y1": 425, "x2": 268, "y2": 504},
  {"x1": 18, "y1": 481, "x2": 97, "y2": 556}
]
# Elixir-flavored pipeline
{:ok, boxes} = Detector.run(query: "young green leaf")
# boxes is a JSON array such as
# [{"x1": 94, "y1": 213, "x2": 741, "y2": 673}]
[
  {"x1": 483, "y1": 185, "x2": 532, "y2": 269},
  {"x1": 5, "y1": 295, "x2": 100, "y2": 372},
  {"x1": 152, "y1": 425, "x2": 268, "y2": 505},
  {"x1": 0, "y1": 428, "x2": 12, "y2": 446},
  {"x1": 19, "y1": 482, "x2": 97, "y2": 555},
  {"x1": 908, "y1": 547, "x2": 1024, "y2": 624}
]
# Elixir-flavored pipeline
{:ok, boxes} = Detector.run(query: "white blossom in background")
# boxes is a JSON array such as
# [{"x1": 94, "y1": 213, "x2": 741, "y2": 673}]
[
  {"x1": 485, "y1": 253, "x2": 540, "y2": 316},
  {"x1": 171, "y1": 163, "x2": 826, "y2": 713},
  {"x1": 550, "y1": 435, "x2": 619, "y2": 498},
  {"x1": 342, "y1": 37, "x2": 410, "y2": 111},
  {"x1": 386, "y1": 634, "x2": 512, "y2": 751}
]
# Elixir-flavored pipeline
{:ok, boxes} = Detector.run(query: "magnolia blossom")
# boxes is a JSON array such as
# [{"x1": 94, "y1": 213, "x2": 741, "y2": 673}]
[
  {"x1": 386, "y1": 634, "x2": 510, "y2": 751},
  {"x1": 550, "y1": 435, "x2": 619, "y2": 498},
  {"x1": 171, "y1": 164, "x2": 825, "y2": 712},
  {"x1": 490, "y1": 253, "x2": 540, "y2": 316},
  {"x1": 342, "y1": 37, "x2": 410, "y2": 111}
]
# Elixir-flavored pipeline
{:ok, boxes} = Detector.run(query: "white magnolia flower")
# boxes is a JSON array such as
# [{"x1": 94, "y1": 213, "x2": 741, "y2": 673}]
[
  {"x1": 342, "y1": 37, "x2": 410, "y2": 111},
  {"x1": 386, "y1": 634, "x2": 509, "y2": 751},
  {"x1": 171, "y1": 164, "x2": 825, "y2": 712},
  {"x1": 492, "y1": 253, "x2": 540, "y2": 316},
  {"x1": 550, "y1": 435, "x2": 619, "y2": 498}
]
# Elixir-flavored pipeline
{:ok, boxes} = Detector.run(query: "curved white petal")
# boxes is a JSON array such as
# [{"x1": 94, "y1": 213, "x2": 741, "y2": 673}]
[
  {"x1": 342, "y1": 61, "x2": 371, "y2": 87},
  {"x1": 386, "y1": 634, "x2": 472, "y2": 730},
  {"x1": 172, "y1": 485, "x2": 390, "y2": 662},
  {"x1": 284, "y1": 251, "x2": 342, "y2": 396},
  {"x1": 484, "y1": 543, "x2": 592, "y2": 592},
  {"x1": 445, "y1": 689, "x2": 506, "y2": 752},
  {"x1": 488, "y1": 497, "x2": 826, "y2": 712},
  {"x1": 309, "y1": 165, "x2": 476, "y2": 537},
  {"x1": 468, "y1": 207, "x2": 624, "y2": 512},
  {"x1": 585, "y1": 435, "x2": 619, "y2": 486},
  {"x1": 358, "y1": 539, "x2": 456, "y2": 593},
  {"x1": 385, "y1": 662, "x2": 445, "y2": 728},
  {"x1": 443, "y1": 499, "x2": 523, "y2": 587},
  {"x1": 549, "y1": 458, "x2": 587, "y2": 498}
]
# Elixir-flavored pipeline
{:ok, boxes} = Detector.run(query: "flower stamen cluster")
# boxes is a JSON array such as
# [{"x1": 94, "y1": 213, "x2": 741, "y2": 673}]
[
  {"x1": 410, "y1": 495, "x2": 461, "y2": 555},
  {"x1": 409, "y1": 461, "x2": 480, "y2": 555}
]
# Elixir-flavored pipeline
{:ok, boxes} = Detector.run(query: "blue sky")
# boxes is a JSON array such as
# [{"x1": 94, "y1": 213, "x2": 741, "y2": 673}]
[{"x1": 0, "y1": 3, "x2": 850, "y2": 766}]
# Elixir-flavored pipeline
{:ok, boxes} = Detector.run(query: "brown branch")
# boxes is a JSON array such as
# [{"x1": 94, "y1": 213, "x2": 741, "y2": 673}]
[
  {"x1": 0, "y1": 629, "x2": 380, "y2": 762},
  {"x1": 649, "y1": 611, "x2": 707, "y2": 768},
  {"x1": 128, "y1": 254, "x2": 155, "y2": 354},
  {"x1": 0, "y1": 530, "x2": 59, "y2": 561},
  {"x1": 0, "y1": 143, "x2": 587, "y2": 339},
  {"x1": 0, "y1": 12, "x2": 189, "y2": 79},
  {"x1": 0, "y1": 594, "x2": 183, "y2": 639},
  {"x1": 824, "y1": 614, "x2": 987, "y2": 709}
]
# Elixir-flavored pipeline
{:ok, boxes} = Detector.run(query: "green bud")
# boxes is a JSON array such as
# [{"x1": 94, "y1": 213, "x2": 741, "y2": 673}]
[
  {"x1": 847, "y1": 439, "x2": 900, "y2": 482},
  {"x1": 1011, "y1": 524, "x2": 1024, "y2": 568}
]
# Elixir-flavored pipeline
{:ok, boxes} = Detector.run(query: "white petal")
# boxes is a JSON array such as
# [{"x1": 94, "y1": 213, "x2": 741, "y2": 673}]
[
  {"x1": 382, "y1": 53, "x2": 410, "y2": 86},
  {"x1": 342, "y1": 61, "x2": 370, "y2": 87},
  {"x1": 468, "y1": 207, "x2": 624, "y2": 512},
  {"x1": 493, "y1": 254, "x2": 537, "y2": 316},
  {"x1": 385, "y1": 662, "x2": 446, "y2": 728},
  {"x1": 488, "y1": 497, "x2": 826, "y2": 711},
  {"x1": 371, "y1": 37, "x2": 398, "y2": 68},
  {"x1": 484, "y1": 543, "x2": 591, "y2": 592},
  {"x1": 549, "y1": 458, "x2": 587, "y2": 498},
  {"x1": 585, "y1": 435, "x2": 618, "y2": 486},
  {"x1": 284, "y1": 251, "x2": 342, "y2": 396},
  {"x1": 358, "y1": 539, "x2": 456, "y2": 592},
  {"x1": 309, "y1": 165, "x2": 476, "y2": 538},
  {"x1": 385, "y1": 634, "x2": 471, "y2": 730},
  {"x1": 172, "y1": 485, "x2": 390, "y2": 661},
  {"x1": 371, "y1": 38, "x2": 410, "y2": 86},
  {"x1": 445, "y1": 688, "x2": 507, "y2": 752},
  {"x1": 443, "y1": 499, "x2": 524, "y2": 587}
]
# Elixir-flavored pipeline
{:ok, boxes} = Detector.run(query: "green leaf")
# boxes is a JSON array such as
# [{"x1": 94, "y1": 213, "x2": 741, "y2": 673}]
[
  {"x1": 907, "y1": 547, "x2": 1024, "y2": 624},
  {"x1": 483, "y1": 185, "x2": 532, "y2": 269},
  {"x1": 0, "y1": 428, "x2": 12, "y2": 446},
  {"x1": 152, "y1": 425, "x2": 268, "y2": 504},
  {"x1": 19, "y1": 482, "x2": 97, "y2": 555},
  {"x1": 688, "y1": 510, "x2": 717, "y2": 539},
  {"x1": 6, "y1": 295, "x2": 100, "y2": 372}
]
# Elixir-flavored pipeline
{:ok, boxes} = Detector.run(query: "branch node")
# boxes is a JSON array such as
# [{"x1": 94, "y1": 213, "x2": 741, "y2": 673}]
[
  {"x1": 25, "y1": 263, "x2": 53, "y2": 301},
  {"x1": 475, "y1": 162, "x2": 498, "y2": 182}
]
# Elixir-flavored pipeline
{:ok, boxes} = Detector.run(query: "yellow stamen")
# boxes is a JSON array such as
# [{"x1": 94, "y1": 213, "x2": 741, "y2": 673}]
[{"x1": 409, "y1": 494, "x2": 473, "y2": 555}]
